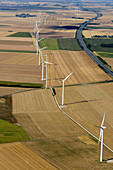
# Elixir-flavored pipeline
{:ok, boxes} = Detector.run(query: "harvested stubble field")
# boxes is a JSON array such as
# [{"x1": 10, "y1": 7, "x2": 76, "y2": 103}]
[
  {"x1": 0, "y1": 52, "x2": 42, "y2": 84},
  {"x1": 0, "y1": 86, "x2": 32, "y2": 97},
  {"x1": 12, "y1": 88, "x2": 113, "y2": 169},
  {"x1": 0, "y1": 142, "x2": 56, "y2": 170},
  {"x1": 12, "y1": 89, "x2": 84, "y2": 139},
  {"x1": 83, "y1": 30, "x2": 113, "y2": 38},
  {"x1": 0, "y1": 37, "x2": 33, "y2": 42},
  {"x1": 44, "y1": 50, "x2": 111, "y2": 87},
  {"x1": 55, "y1": 83, "x2": 113, "y2": 151},
  {"x1": 101, "y1": 57, "x2": 113, "y2": 69}
]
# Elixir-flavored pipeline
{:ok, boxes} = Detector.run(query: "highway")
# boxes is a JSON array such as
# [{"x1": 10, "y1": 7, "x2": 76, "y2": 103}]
[{"x1": 77, "y1": 12, "x2": 113, "y2": 77}]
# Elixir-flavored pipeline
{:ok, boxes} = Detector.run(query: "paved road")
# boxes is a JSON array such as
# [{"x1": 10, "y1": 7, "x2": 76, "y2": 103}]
[{"x1": 77, "y1": 12, "x2": 113, "y2": 77}]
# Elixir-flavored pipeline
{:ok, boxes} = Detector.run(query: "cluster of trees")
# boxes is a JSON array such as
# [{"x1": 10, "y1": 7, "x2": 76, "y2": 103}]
[{"x1": 16, "y1": 13, "x2": 36, "y2": 18}]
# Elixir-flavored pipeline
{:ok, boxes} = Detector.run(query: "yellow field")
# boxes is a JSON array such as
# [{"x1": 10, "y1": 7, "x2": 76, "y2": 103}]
[
  {"x1": 55, "y1": 82, "x2": 113, "y2": 150},
  {"x1": 0, "y1": 52, "x2": 38, "y2": 65},
  {"x1": 12, "y1": 88, "x2": 113, "y2": 169},
  {"x1": 0, "y1": 87, "x2": 32, "y2": 97},
  {"x1": 12, "y1": 89, "x2": 83, "y2": 139},
  {"x1": 102, "y1": 57, "x2": 113, "y2": 68},
  {"x1": 0, "y1": 142, "x2": 56, "y2": 170},
  {"x1": 83, "y1": 30, "x2": 113, "y2": 38},
  {"x1": 0, "y1": 52, "x2": 42, "y2": 83},
  {"x1": 44, "y1": 50, "x2": 111, "y2": 87}
]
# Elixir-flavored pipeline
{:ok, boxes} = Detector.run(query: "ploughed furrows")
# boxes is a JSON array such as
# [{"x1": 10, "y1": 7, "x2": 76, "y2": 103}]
[
  {"x1": 0, "y1": 87, "x2": 32, "y2": 97},
  {"x1": 55, "y1": 82, "x2": 113, "y2": 150},
  {"x1": 0, "y1": 52, "x2": 42, "y2": 84},
  {"x1": 12, "y1": 89, "x2": 84, "y2": 139},
  {"x1": 0, "y1": 142, "x2": 56, "y2": 170},
  {"x1": 45, "y1": 50, "x2": 111, "y2": 87}
]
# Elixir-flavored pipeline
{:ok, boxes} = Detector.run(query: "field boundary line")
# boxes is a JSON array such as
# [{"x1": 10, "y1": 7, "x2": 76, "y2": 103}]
[
  {"x1": 51, "y1": 80, "x2": 113, "y2": 89},
  {"x1": 50, "y1": 88, "x2": 113, "y2": 153}
]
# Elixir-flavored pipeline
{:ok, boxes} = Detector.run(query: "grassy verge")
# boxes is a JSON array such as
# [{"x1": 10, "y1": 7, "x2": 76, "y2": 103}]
[
  {"x1": 7, "y1": 32, "x2": 32, "y2": 38},
  {"x1": 0, "y1": 81, "x2": 43, "y2": 88},
  {"x1": 0, "y1": 119, "x2": 29, "y2": 143},
  {"x1": 0, "y1": 50, "x2": 35, "y2": 53},
  {"x1": 98, "y1": 52, "x2": 113, "y2": 58}
]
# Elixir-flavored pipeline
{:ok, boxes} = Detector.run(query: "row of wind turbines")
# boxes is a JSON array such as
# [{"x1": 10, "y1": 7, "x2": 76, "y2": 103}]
[
  {"x1": 34, "y1": 12, "x2": 73, "y2": 106},
  {"x1": 34, "y1": 13, "x2": 108, "y2": 163}
]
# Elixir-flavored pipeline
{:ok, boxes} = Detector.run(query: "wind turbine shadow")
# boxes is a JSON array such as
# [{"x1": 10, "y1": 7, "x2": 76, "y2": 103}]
[{"x1": 66, "y1": 99, "x2": 99, "y2": 105}]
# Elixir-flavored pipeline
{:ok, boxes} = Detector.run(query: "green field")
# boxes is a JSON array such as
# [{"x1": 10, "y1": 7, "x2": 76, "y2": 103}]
[
  {"x1": 85, "y1": 38, "x2": 113, "y2": 52},
  {"x1": 45, "y1": 11, "x2": 56, "y2": 14},
  {"x1": 57, "y1": 38, "x2": 82, "y2": 51},
  {"x1": 39, "y1": 38, "x2": 82, "y2": 51},
  {"x1": 86, "y1": 26, "x2": 113, "y2": 29},
  {"x1": 8, "y1": 32, "x2": 32, "y2": 37},
  {"x1": 0, "y1": 119, "x2": 29, "y2": 143},
  {"x1": 98, "y1": 52, "x2": 113, "y2": 58},
  {"x1": 39, "y1": 38, "x2": 59, "y2": 50},
  {"x1": 0, "y1": 81, "x2": 43, "y2": 88}
]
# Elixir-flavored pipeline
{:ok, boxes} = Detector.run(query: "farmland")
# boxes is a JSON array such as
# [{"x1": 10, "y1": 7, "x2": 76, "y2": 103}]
[
  {"x1": 85, "y1": 38, "x2": 113, "y2": 52},
  {"x1": 45, "y1": 50, "x2": 111, "y2": 87},
  {"x1": 0, "y1": 142, "x2": 56, "y2": 170},
  {"x1": 12, "y1": 87, "x2": 113, "y2": 169},
  {"x1": 39, "y1": 38, "x2": 82, "y2": 51},
  {"x1": 0, "y1": 86, "x2": 32, "y2": 97},
  {"x1": 0, "y1": 52, "x2": 43, "y2": 84},
  {"x1": 1, "y1": 0, "x2": 113, "y2": 169},
  {"x1": 55, "y1": 83, "x2": 113, "y2": 151}
]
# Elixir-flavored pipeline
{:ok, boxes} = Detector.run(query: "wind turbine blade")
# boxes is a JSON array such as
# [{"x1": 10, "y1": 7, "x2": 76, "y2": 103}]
[
  {"x1": 64, "y1": 72, "x2": 73, "y2": 81},
  {"x1": 40, "y1": 46, "x2": 47, "y2": 51},
  {"x1": 37, "y1": 29, "x2": 42, "y2": 34},
  {"x1": 44, "y1": 61, "x2": 53, "y2": 65},
  {"x1": 38, "y1": 38, "x2": 44, "y2": 42},
  {"x1": 101, "y1": 112, "x2": 106, "y2": 127}
]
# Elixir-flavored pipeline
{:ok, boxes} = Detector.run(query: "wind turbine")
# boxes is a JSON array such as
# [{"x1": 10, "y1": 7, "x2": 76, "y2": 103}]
[
  {"x1": 37, "y1": 12, "x2": 41, "y2": 26},
  {"x1": 36, "y1": 38, "x2": 44, "y2": 55},
  {"x1": 44, "y1": 15, "x2": 49, "y2": 26},
  {"x1": 39, "y1": 47, "x2": 47, "y2": 66},
  {"x1": 41, "y1": 54, "x2": 53, "y2": 82},
  {"x1": 98, "y1": 112, "x2": 106, "y2": 162},
  {"x1": 62, "y1": 72, "x2": 73, "y2": 105},
  {"x1": 36, "y1": 29, "x2": 41, "y2": 46}
]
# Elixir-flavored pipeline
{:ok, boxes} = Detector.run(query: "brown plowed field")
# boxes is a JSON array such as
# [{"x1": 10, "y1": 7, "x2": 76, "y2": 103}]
[
  {"x1": 0, "y1": 87, "x2": 32, "y2": 97},
  {"x1": 12, "y1": 89, "x2": 84, "y2": 139},
  {"x1": 45, "y1": 50, "x2": 111, "y2": 87},
  {"x1": 0, "y1": 44, "x2": 35, "y2": 51},
  {"x1": 55, "y1": 82, "x2": 113, "y2": 150},
  {"x1": 0, "y1": 52, "x2": 42, "y2": 83},
  {"x1": 102, "y1": 57, "x2": 113, "y2": 69},
  {"x1": 0, "y1": 142, "x2": 56, "y2": 170},
  {"x1": 0, "y1": 37, "x2": 32, "y2": 41}
]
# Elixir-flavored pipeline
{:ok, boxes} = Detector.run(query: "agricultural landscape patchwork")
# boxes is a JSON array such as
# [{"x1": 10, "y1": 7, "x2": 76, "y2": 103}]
[{"x1": 1, "y1": 0, "x2": 113, "y2": 169}]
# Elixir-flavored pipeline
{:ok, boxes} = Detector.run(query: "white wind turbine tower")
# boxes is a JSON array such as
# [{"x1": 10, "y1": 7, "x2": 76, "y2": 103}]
[
  {"x1": 98, "y1": 112, "x2": 106, "y2": 162},
  {"x1": 37, "y1": 12, "x2": 41, "y2": 26},
  {"x1": 44, "y1": 15, "x2": 48, "y2": 26},
  {"x1": 36, "y1": 29, "x2": 41, "y2": 46},
  {"x1": 62, "y1": 72, "x2": 73, "y2": 105},
  {"x1": 39, "y1": 47, "x2": 47, "y2": 66},
  {"x1": 41, "y1": 54, "x2": 53, "y2": 82},
  {"x1": 41, "y1": 54, "x2": 54, "y2": 88},
  {"x1": 36, "y1": 38, "x2": 44, "y2": 55}
]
